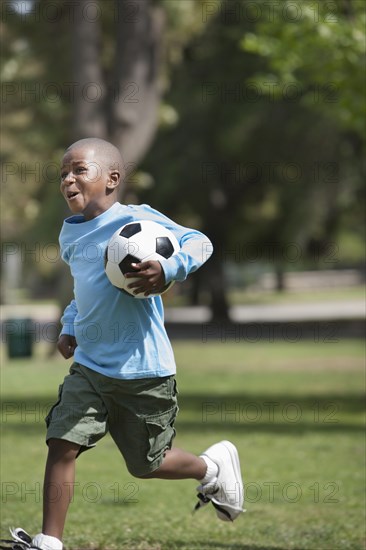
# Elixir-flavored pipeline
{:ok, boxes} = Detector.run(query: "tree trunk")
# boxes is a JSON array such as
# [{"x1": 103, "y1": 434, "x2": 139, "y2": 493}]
[
  {"x1": 110, "y1": 0, "x2": 165, "y2": 166},
  {"x1": 202, "y1": 245, "x2": 230, "y2": 321},
  {"x1": 275, "y1": 265, "x2": 285, "y2": 292},
  {"x1": 71, "y1": 0, "x2": 107, "y2": 139},
  {"x1": 209, "y1": 259, "x2": 230, "y2": 321}
]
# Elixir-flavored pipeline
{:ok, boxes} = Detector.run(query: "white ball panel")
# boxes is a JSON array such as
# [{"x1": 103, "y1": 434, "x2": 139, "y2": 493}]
[{"x1": 104, "y1": 220, "x2": 180, "y2": 298}]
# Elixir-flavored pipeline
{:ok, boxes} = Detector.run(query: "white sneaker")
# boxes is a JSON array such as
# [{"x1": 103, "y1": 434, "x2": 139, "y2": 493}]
[
  {"x1": 195, "y1": 440, "x2": 244, "y2": 521},
  {"x1": 0, "y1": 528, "x2": 40, "y2": 549},
  {"x1": 3, "y1": 529, "x2": 62, "y2": 550}
]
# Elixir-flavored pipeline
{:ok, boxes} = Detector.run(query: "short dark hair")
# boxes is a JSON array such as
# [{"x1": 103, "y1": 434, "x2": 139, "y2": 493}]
[{"x1": 66, "y1": 138, "x2": 125, "y2": 178}]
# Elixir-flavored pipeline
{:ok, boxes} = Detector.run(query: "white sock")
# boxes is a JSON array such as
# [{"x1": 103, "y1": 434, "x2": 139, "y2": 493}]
[
  {"x1": 199, "y1": 455, "x2": 219, "y2": 484},
  {"x1": 32, "y1": 533, "x2": 63, "y2": 550}
]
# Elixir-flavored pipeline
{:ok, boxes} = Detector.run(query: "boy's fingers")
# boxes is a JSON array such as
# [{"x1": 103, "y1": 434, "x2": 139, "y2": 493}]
[
  {"x1": 125, "y1": 263, "x2": 144, "y2": 278},
  {"x1": 124, "y1": 261, "x2": 163, "y2": 292},
  {"x1": 57, "y1": 336, "x2": 77, "y2": 358}
]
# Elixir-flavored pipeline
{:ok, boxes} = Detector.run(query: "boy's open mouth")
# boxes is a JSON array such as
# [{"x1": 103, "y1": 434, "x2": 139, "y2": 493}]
[{"x1": 67, "y1": 191, "x2": 80, "y2": 199}]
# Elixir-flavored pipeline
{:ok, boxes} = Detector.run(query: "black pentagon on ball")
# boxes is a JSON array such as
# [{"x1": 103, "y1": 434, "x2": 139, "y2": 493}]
[
  {"x1": 156, "y1": 236, "x2": 174, "y2": 259},
  {"x1": 120, "y1": 223, "x2": 141, "y2": 238},
  {"x1": 104, "y1": 247, "x2": 108, "y2": 269},
  {"x1": 119, "y1": 254, "x2": 140, "y2": 275}
]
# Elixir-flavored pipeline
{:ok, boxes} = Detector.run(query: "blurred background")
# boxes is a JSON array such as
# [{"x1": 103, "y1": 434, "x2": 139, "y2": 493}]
[
  {"x1": 1, "y1": 0, "x2": 365, "y2": 353},
  {"x1": 1, "y1": 3, "x2": 365, "y2": 548}
]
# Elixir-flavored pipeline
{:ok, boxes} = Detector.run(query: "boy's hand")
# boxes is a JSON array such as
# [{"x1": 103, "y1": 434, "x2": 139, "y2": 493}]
[
  {"x1": 57, "y1": 334, "x2": 77, "y2": 359},
  {"x1": 125, "y1": 260, "x2": 166, "y2": 296}
]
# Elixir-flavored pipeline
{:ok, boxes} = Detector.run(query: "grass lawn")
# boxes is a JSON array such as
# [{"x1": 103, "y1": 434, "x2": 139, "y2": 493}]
[
  {"x1": 226, "y1": 285, "x2": 365, "y2": 306},
  {"x1": 1, "y1": 340, "x2": 365, "y2": 550}
]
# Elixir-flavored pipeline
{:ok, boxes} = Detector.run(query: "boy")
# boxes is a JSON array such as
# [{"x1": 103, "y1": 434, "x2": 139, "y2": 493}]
[{"x1": 6, "y1": 138, "x2": 244, "y2": 550}]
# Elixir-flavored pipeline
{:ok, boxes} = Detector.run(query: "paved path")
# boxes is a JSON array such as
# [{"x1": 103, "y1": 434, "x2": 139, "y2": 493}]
[
  {"x1": 163, "y1": 300, "x2": 365, "y2": 323},
  {"x1": 1, "y1": 304, "x2": 61, "y2": 323},
  {"x1": 2, "y1": 300, "x2": 363, "y2": 324}
]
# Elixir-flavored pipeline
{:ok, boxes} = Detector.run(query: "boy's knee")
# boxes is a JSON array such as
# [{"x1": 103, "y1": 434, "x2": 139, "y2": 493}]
[
  {"x1": 127, "y1": 465, "x2": 158, "y2": 479},
  {"x1": 127, "y1": 468, "x2": 148, "y2": 479},
  {"x1": 132, "y1": 471, "x2": 155, "y2": 479}
]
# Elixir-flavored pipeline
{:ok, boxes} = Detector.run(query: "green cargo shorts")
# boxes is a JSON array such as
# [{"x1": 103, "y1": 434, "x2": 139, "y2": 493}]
[{"x1": 45, "y1": 363, "x2": 179, "y2": 476}]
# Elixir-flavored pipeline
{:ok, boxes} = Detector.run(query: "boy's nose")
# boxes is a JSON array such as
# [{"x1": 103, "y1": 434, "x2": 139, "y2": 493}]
[{"x1": 64, "y1": 172, "x2": 76, "y2": 184}]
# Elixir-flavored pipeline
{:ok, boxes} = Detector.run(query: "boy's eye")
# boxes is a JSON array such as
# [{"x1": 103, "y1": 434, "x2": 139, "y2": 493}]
[{"x1": 60, "y1": 166, "x2": 87, "y2": 180}]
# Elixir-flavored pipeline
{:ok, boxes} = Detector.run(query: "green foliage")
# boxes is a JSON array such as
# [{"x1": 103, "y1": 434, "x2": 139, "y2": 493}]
[
  {"x1": 241, "y1": 0, "x2": 366, "y2": 139},
  {"x1": 140, "y1": 0, "x2": 365, "y2": 305},
  {"x1": 1, "y1": 0, "x2": 215, "y2": 243},
  {"x1": 1, "y1": 1, "x2": 72, "y2": 241},
  {"x1": 1, "y1": 0, "x2": 217, "y2": 300},
  {"x1": 143, "y1": 3, "x2": 363, "y2": 266}
]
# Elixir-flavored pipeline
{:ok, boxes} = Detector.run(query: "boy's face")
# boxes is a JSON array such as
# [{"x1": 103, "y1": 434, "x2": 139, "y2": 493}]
[{"x1": 60, "y1": 145, "x2": 119, "y2": 220}]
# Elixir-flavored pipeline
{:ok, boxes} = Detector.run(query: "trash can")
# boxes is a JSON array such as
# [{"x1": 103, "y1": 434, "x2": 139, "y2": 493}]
[{"x1": 5, "y1": 318, "x2": 33, "y2": 358}]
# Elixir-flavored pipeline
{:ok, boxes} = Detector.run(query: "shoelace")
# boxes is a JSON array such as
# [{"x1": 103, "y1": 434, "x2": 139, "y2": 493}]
[
  {"x1": 0, "y1": 544, "x2": 32, "y2": 550},
  {"x1": 193, "y1": 490, "x2": 213, "y2": 511},
  {"x1": 193, "y1": 484, "x2": 234, "y2": 522},
  {"x1": 0, "y1": 541, "x2": 33, "y2": 550}
]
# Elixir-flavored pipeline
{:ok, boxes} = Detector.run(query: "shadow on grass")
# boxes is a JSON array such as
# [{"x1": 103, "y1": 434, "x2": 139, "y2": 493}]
[
  {"x1": 183, "y1": 544, "x2": 295, "y2": 550},
  {"x1": 65, "y1": 544, "x2": 294, "y2": 550},
  {"x1": 176, "y1": 391, "x2": 365, "y2": 434},
  {"x1": 2, "y1": 392, "x2": 364, "y2": 436},
  {"x1": 65, "y1": 539, "x2": 302, "y2": 550},
  {"x1": 157, "y1": 544, "x2": 291, "y2": 550}
]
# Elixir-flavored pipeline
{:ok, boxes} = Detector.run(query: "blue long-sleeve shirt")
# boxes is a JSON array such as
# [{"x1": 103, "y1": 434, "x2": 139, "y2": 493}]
[{"x1": 59, "y1": 202, "x2": 213, "y2": 379}]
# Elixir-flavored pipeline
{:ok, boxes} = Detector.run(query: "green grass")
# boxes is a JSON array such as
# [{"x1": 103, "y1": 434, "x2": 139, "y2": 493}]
[
  {"x1": 1, "y1": 340, "x2": 365, "y2": 550},
  {"x1": 227, "y1": 285, "x2": 365, "y2": 306}
]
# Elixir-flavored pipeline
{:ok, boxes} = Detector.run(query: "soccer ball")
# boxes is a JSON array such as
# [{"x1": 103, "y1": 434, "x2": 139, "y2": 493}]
[{"x1": 104, "y1": 220, "x2": 180, "y2": 298}]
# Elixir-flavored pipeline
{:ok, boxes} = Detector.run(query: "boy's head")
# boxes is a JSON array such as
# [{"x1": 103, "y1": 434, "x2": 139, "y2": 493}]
[{"x1": 60, "y1": 137, "x2": 125, "y2": 220}]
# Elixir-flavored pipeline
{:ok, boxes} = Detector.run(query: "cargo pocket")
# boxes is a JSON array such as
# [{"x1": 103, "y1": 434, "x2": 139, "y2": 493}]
[
  {"x1": 45, "y1": 383, "x2": 64, "y2": 427},
  {"x1": 145, "y1": 406, "x2": 178, "y2": 464}
]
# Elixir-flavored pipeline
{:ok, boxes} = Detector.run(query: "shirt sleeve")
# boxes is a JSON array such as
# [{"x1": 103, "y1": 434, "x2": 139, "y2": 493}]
[
  {"x1": 138, "y1": 205, "x2": 214, "y2": 284},
  {"x1": 60, "y1": 299, "x2": 78, "y2": 337}
]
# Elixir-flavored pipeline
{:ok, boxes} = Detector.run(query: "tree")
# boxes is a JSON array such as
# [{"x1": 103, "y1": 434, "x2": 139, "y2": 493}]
[
  {"x1": 70, "y1": 0, "x2": 165, "y2": 167},
  {"x1": 241, "y1": 0, "x2": 366, "y2": 139},
  {"x1": 1, "y1": 0, "x2": 218, "y2": 302},
  {"x1": 241, "y1": 0, "x2": 366, "y2": 270},
  {"x1": 141, "y1": 0, "x2": 365, "y2": 317}
]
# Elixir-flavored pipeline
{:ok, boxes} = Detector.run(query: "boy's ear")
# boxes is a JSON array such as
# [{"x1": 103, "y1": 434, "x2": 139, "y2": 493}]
[{"x1": 107, "y1": 170, "x2": 120, "y2": 190}]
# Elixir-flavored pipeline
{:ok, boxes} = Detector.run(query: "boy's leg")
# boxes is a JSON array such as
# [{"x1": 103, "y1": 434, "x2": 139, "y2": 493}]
[
  {"x1": 39, "y1": 364, "x2": 108, "y2": 544},
  {"x1": 42, "y1": 438, "x2": 81, "y2": 540},
  {"x1": 140, "y1": 442, "x2": 244, "y2": 522},
  {"x1": 140, "y1": 447, "x2": 207, "y2": 480},
  {"x1": 105, "y1": 375, "x2": 243, "y2": 521}
]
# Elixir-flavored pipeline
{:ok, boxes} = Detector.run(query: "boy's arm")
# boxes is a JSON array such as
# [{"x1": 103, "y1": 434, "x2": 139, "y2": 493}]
[
  {"x1": 125, "y1": 205, "x2": 213, "y2": 295},
  {"x1": 137, "y1": 205, "x2": 214, "y2": 284},
  {"x1": 159, "y1": 230, "x2": 213, "y2": 284},
  {"x1": 58, "y1": 299, "x2": 78, "y2": 359}
]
